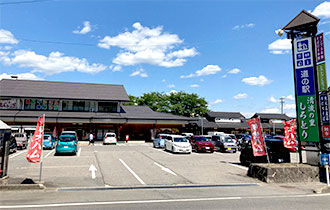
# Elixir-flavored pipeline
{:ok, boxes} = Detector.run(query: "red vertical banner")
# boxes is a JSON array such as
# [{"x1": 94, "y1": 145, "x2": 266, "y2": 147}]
[
  {"x1": 52, "y1": 125, "x2": 57, "y2": 139},
  {"x1": 283, "y1": 119, "x2": 297, "y2": 149},
  {"x1": 247, "y1": 118, "x2": 266, "y2": 156},
  {"x1": 26, "y1": 115, "x2": 45, "y2": 163}
]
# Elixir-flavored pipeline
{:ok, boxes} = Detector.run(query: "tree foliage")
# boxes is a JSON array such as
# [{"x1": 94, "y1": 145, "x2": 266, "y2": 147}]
[{"x1": 123, "y1": 91, "x2": 209, "y2": 117}]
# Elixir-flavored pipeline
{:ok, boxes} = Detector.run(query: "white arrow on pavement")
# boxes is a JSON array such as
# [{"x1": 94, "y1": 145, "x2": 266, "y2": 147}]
[
  {"x1": 89, "y1": 164, "x2": 97, "y2": 179},
  {"x1": 154, "y1": 162, "x2": 177, "y2": 176}
]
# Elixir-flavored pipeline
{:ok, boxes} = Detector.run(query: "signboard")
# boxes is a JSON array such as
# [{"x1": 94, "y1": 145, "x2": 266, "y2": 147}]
[
  {"x1": 315, "y1": 33, "x2": 325, "y2": 63},
  {"x1": 317, "y1": 63, "x2": 328, "y2": 91},
  {"x1": 320, "y1": 153, "x2": 330, "y2": 166},
  {"x1": 295, "y1": 67, "x2": 316, "y2": 96},
  {"x1": 294, "y1": 37, "x2": 320, "y2": 142},
  {"x1": 322, "y1": 126, "x2": 330, "y2": 138},
  {"x1": 247, "y1": 118, "x2": 266, "y2": 157},
  {"x1": 294, "y1": 37, "x2": 313, "y2": 69},
  {"x1": 320, "y1": 94, "x2": 330, "y2": 123},
  {"x1": 297, "y1": 95, "x2": 320, "y2": 142}
]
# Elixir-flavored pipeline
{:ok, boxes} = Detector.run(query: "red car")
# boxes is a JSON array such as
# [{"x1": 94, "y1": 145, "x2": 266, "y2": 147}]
[{"x1": 190, "y1": 136, "x2": 214, "y2": 153}]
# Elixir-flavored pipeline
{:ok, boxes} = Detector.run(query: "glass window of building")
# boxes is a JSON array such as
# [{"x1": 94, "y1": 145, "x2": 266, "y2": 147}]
[
  {"x1": 62, "y1": 101, "x2": 73, "y2": 111},
  {"x1": 98, "y1": 102, "x2": 117, "y2": 112},
  {"x1": 73, "y1": 101, "x2": 85, "y2": 111}
]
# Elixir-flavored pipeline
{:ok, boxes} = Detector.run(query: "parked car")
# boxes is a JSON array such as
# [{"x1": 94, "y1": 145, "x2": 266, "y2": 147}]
[
  {"x1": 165, "y1": 135, "x2": 192, "y2": 154},
  {"x1": 61, "y1": 131, "x2": 78, "y2": 139},
  {"x1": 227, "y1": 134, "x2": 237, "y2": 143},
  {"x1": 235, "y1": 134, "x2": 251, "y2": 151},
  {"x1": 190, "y1": 135, "x2": 214, "y2": 153},
  {"x1": 153, "y1": 133, "x2": 168, "y2": 148},
  {"x1": 103, "y1": 132, "x2": 117, "y2": 145},
  {"x1": 239, "y1": 138, "x2": 291, "y2": 166},
  {"x1": 273, "y1": 135, "x2": 297, "y2": 152},
  {"x1": 14, "y1": 133, "x2": 28, "y2": 150},
  {"x1": 55, "y1": 134, "x2": 78, "y2": 155},
  {"x1": 43, "y1": 134, "x2": 55, "y2": 149},
  {"x1": 211, "y1": 135, "x2": 237, "y2": 153}
]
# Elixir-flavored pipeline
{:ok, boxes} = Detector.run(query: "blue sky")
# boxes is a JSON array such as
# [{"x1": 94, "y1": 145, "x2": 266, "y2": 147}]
[{"x1": 1, "y1": 0, "x2": 330, "y2": 118}]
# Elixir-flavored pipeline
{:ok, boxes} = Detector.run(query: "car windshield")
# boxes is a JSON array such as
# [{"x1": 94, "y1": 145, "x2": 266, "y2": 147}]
[
  {"x1": 59, "y1": 136, "x2": 76, "y2": 142},
  {"x1": 159, "y1": 135, "x2": 167, "y2": 139},
  {"x1": 174, "y1": 137, "x2": 188, "y2": 142},
  {"x1": 44, "y1": 136, "x2": 51, "y2": 140},
  {"x1": 106, "y1": 134, "x2": 115, "y2": 137},
  {"x1": 224, "y1": 137, "x2": 234, "y2": 143},
  {"x1": 195, "y1": 137, "x2": 211, "y2": 141}
]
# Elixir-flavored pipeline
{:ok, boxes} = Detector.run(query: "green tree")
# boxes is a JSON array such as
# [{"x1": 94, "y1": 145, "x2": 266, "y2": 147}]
[
  {"x1": 127, "y1": 91, "x2": 209, "y2": 117},
  {"x1": 122, "y1": 95, "x2": 138, "y2": 106}
]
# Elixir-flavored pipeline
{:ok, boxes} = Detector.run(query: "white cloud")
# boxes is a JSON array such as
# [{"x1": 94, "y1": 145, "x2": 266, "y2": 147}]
[
  {"x1": 233, "y1": 93, "x2": 248, "y2": 99},
  {"x1": 261, "y1": 108, "x2": 280, "y2": 113},
  {"x1": 268, "y1": 39, "x2": 291, "y2": 54},
  {"x1": 98, "y1": 22, "x2": 197, "y2": 68},
  {"x1": 162, "y1": 79, "x2": 166, "y2": 82},
  {"x1": 73, "y1": 21, "x2": 92, "y2": 34},
  {"x1": 190, "y1": 84, "x2": 200, "y2": 88},
  {"x1": 0, "y1": 72, "x2": 43, "y2": 80},
  {"x1": 269, "y1": 96, "x2": 278, "y2": 103},
  {"x1": 110, "y1": 65, "x2": 122, "y2": 72},
  {"x1": 232, "y1": 23, "x2": 255, "y2": 30},
  {"x1": 168, "y1": 84, "x2": 175, "y2": 88},
  {"x1": 0, "y1": 29, "x2": 18, "y2": 44},
  {"x1": 130, "y1": 68, "x2": 148, "y2": 77},
  {"x1": 284, "y1": 104, "x2": 296, "y2": 110},
  {"x1": 242, "y1": 75, "x2": 272, "y2": 86},
  {"x1": 169, "y1": 90, "x2": 177, "y2": 94},
  {"x1": 312, "y1": 2, "x2": 330, "y2": 19},
  {"x1": 180, "y1": 65, "x2": 221, "y2": 78},
  {"x1": 286, "y1": 94, "x2": 295, "y2": 101},
  {"x1": 228, "y1": 68, "x2": 240, "y2": 74},
  {"x1": 0, "y1": 50, "x2": 107, "y2": 75},
  {"x1": 210, "y1": 99, "x2": 223, "y2": 105}
]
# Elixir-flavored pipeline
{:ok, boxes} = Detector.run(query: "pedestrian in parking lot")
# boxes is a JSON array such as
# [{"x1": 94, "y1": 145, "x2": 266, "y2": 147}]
[{"x1": 89, "y1": 133, "x2": 94, "y2": 145}]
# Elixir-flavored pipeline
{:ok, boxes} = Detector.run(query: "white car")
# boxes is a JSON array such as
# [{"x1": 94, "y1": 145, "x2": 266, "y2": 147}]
[
  {"x1": 103, "y1": 133, "x2": 117, "y2": 145},
  {"x1": 165, "y1": 135, "x2": 191, "y2": 154}
]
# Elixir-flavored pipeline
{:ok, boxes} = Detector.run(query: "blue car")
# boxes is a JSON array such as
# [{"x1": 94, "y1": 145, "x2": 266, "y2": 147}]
[
  {"x1": 43, "y1": 134, "x2": 55, "y2": 149},
  {"x1": 153, "y1": 134, "x2": 168, "y2": 148},
  {"x1": 55, "y1": 134, "x2": 78, "y2": 155}
]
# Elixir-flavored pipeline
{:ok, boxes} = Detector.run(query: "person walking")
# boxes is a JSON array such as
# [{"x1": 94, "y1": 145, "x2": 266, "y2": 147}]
[{"x1": 89, "y1": 132, "x2": 94, "y2": 145}]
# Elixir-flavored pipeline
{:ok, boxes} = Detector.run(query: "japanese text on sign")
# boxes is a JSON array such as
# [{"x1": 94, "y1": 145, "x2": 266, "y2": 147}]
[
  {"x1": 295, "y1": 67, "x2": 316, "y2": 96},
  {"x1": 247, "y1": 118, "x2": 266, "y2": 157},
  {"x1": 320, "y1": 94, "x2": 330, "y2": 123},
  {"x1": 315, "y1": 33, "x2": 325, "y2": 63}
]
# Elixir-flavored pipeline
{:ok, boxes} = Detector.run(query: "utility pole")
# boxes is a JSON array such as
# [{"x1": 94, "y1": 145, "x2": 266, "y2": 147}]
[{"x1": 279, "y1": 97, "x2": 285, "y2": 114}]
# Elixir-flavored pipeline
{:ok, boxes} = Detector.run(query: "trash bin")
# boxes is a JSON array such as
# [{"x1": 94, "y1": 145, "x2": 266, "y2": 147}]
[{"x1": 0, "y1": 120, "x2": 11, "y2": 178}]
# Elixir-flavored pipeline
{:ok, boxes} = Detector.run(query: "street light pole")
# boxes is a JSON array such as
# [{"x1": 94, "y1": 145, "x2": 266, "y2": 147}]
[{"x1": 280, "y1": 97, "x2": 285, "y2": 114}]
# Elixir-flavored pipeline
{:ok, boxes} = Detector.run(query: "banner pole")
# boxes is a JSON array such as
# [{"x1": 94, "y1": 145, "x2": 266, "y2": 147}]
[
  {"x1": 39, "y1": 114, "x2": 45, "y2": 182},
  {"x1": 258, "y1": 117, "x2": 270, "y2": 164}
]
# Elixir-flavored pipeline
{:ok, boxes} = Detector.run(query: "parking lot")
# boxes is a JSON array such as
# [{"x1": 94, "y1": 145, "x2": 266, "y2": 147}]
[{"x1": 7, "y1": 142, "x2": 258, "y2": 189}]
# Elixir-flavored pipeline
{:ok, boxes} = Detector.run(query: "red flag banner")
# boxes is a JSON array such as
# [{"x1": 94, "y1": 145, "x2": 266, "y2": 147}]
[
  {"x1": 247, "y1": 118, "x2": 266, "y2": 156},
  {"x1": 283, "y1": 119, "x2": 296, "y2": 149},
  {"x1": 26, "y1": 115, "x2": 45, "y2": 163},
  {"x1": 52, "y1": 125, "x2": 57, "y2": 138}
]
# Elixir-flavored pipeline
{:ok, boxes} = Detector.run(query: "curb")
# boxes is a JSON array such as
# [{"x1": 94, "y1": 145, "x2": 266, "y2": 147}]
[
  {"x1": 0, "y1": 184, "x2": 46, "y2": 191},
  {"x1": 313, "y1": 185, "x2": 330, "y2": 194}
]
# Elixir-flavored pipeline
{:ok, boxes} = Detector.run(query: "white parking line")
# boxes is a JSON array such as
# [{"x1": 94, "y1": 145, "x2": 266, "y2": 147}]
[
  {"x1": 9, "y1": 150, "x2": 26, "y2": 159},
  {"x1": 226, "y1": 162, "x2": 248, "y2": 171},
  {"x1": 77, "y1": 148, "x2": 82, "y2": 157},
  {"x1": 150, "y1": 148, "x2": 174, "y2": 156},
  {"x1": 154, "y1": 162, "x2": 177, "y2": 176},
  {"x1": 44, "y1": 150, "x2": 55, "y2": 158},
  {"x1": 119, "y1": 159, "x2": 145, "y2": 185}
]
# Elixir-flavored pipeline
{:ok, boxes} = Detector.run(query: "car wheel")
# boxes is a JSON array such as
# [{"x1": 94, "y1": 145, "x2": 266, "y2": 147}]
[
  {"x1": 172, "y1": 146, "x2": 175, "y2": 153},
  {"x1": 210, "y1": 150, "x2": 214, "y2": 153},
  {"x1": 233, "y1": 149, "x2": 237, "y2": 153}
]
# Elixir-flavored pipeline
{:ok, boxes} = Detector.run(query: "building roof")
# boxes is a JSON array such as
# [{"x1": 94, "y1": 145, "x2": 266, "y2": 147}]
[
  {"x1": 0, "y1": 106, "x2": 195, "y2": 123},
  {"x1": 251, "y1": 113, "x2": 291, "y2": 121},
  {"x1": 0, "y1": 79, "x2": 130, "y2": 101},
  {"x1": 0, "y1": 120, "x2": 11, "y2": 129},
  {"x1": 282, "y1": 10, "x2": 320, "y2": 30},
  {"x1": 206, "y1": 112, "x2": 245, "y2": 119}
]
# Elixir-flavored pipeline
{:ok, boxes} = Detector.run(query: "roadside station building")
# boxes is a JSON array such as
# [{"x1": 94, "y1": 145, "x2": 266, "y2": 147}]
[
  {"x1": 193, "y1": 112, "x2": 292, "y2": 135},
  {"x1": 0, "y1": 79, "x2": 194, "y2": 141}
]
